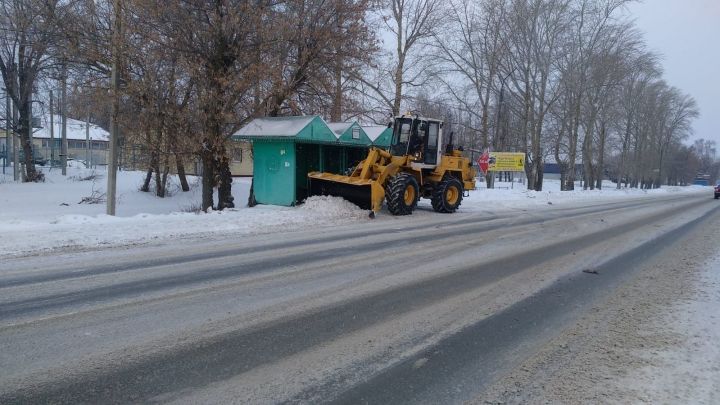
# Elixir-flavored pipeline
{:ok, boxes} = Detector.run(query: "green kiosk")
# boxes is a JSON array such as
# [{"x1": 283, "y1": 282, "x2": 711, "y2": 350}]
[{"x1": 234, "y1": 116, "x2": 390, "y2": 207}]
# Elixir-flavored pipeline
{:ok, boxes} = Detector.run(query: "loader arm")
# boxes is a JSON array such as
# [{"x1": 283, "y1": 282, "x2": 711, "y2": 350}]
[{"x1": 308, "y1": 148, "x2": 404, "y2": 213}]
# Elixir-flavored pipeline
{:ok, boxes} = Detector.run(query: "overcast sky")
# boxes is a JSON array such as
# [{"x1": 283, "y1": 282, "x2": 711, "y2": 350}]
[{"x1": 627, "y1": 0, "x2": 720, "y2": 146}]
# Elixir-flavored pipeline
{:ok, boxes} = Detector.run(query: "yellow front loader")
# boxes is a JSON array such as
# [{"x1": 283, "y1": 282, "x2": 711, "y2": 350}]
[{"x1": 308, "y1": 114, "x2": 476, "y2": 217}]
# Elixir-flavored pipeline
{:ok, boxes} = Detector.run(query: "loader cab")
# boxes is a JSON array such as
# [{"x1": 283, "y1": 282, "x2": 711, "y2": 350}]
[{"x1": 390, "y1": 116, "x2": 442, "y2": 167}]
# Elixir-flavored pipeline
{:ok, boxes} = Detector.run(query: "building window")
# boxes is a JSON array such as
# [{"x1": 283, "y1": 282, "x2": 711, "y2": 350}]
[
  {"x1": 41, "y1": 139, "x2": 63, "y2": 148},
  {"x1": 352, "y1": 127, "x2": 360, "y2": 139},
  {"x1": 233, "y1": 147, "x2": 243, "y2": 162},
  {"x1": 69, "y1": 140, "x2": 87, "y2": 149}
]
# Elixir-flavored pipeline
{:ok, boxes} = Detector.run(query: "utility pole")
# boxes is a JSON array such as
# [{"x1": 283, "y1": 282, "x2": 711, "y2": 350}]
[
  {"x1": 50, "y1": 90, "x2": 55, "y2": 167},
  {"x1": 4, "y1": 90, "x2": 9, "y2": 172},
  {"x1": 61, "y1": 63, "x2": 68, "y2": 176},
  {"x1": 107, "y1": 0, "x2": 121, "y2": 215},
  {"x1": 28, "y1": 95, "x2": 33, "y2": 146},
  {"x1": 12, "y1": 93, "x2": 18, "y2": 181},
  {"x1": 86, "y1": 114, "x2": 90, "y2": 167}
]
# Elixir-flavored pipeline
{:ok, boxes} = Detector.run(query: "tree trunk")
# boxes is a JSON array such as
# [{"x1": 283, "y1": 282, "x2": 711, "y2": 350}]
[
  {"x1": 247, "y1": 177, "x2": 257, "y2": 207},
  {"x1": 566, "y1": 96, "x2": 583, "y2": 191},
  {"x1": 19, "y1": 100, "x2": 39, "y2": 182},
  {"x1": 160, "y1": 159, "x2": 170, "y2": 198},
  {"x1": 153, "y1": 156, "x2": 163, "y2": 197},
  {"x1": 617, "y1": 115, "x2": 632, "y2": 189},
  {"x1": 582, "y1": 129, "x2": 594, "y2": 190},
  {"x1": 331, "y1": 50, "x2": 343, "y2": 122},
  {"x1": 201, "y1": 149, "x2": 214, "y2": 211},
  {"x1": 141, "y1": 165, "x2": 153, "y2": 192},
  {"x1": 217, "y1": 149, "x2": 234, "y2": 210},
  {"x1": 176, "y1": 155, "x2": 190, "y2": 192},
  {"x1": 595, "y1": 121, "x2": 607, "y2": 190},
  {"x1": 392, "y1": 55, "x2": 405, "y2": 116}
]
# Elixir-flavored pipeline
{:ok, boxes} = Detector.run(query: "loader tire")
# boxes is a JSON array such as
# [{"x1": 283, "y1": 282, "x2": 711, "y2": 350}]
[
  {"x1": 431, "y1": 177, "x2": 463, "y2": 213},
  {"x1": 386, "y1": 173, "x2": 419, "y2": 215}
]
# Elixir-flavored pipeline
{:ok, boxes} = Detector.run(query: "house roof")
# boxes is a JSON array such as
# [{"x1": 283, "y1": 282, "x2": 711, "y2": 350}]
[
  {"x1": 234, "y1": 116, "x2": 316, "y2": 137},
  {"x1": 34, "y1": 114, "x2": 110, "y2": 141}
]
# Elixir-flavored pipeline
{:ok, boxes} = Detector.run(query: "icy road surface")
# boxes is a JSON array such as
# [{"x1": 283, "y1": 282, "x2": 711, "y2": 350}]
[{"x1": 1, "y1": 193, "x2": 719, "y2": 403}]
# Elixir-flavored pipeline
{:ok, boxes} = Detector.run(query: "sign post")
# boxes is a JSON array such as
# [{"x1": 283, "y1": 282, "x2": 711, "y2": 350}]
[{"x1": 476, "y1": 149, "x2": 490, "y2": 176}]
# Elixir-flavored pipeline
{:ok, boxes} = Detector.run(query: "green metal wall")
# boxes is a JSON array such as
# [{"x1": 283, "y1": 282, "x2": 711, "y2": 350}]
[
  {"x1": 252, "y1": 141, "x2": 296, "y2": 206},
  {"x1": 295, "y1": 117, "x2": 338, "y2": 143},
  {"x1": 372, "y1": 128, "x2": 393, "y2": 148},
  {"x1": 336, "y1": 123, "x2": 372, "y2": 147}
]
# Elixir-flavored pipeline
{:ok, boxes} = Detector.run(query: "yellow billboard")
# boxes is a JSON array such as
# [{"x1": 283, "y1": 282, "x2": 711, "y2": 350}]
[{"x1": 489, "y1": 152, "x2": 525, "y2": 172}]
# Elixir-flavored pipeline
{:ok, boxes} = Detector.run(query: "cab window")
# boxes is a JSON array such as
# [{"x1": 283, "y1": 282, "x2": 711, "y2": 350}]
[{"x1": 427, "y1": 122, "x2": 438, "y2": 149}]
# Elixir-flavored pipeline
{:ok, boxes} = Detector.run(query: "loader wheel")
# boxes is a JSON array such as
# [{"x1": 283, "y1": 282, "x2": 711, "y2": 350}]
[
  {"x1": 386, "y1": 173, "x2": 419, "y2": 215},
  {"x1": 431, "y1": 177, "x2": 463, "y2": 213}
]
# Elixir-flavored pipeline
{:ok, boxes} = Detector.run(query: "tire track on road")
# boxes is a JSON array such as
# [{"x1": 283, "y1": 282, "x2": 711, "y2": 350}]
[
  {"x1": 0, "y1": 196, "x2": 695, "y2": 322},
  {"x1": 0, "y1": 195, "x2": 683, "y2": 289},
  {"x1": 2, "y1": 199, "x2": 713, "y2": 404}
]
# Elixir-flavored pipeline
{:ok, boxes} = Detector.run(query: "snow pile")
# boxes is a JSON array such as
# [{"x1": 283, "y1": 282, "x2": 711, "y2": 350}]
[
  {"x1": 0, "y1": 204, "x2": 368, "y2": 257},
  {"x1": 0, "y1": 167, "x2": 711, "y2": 257},
  {"x1": 0, "y1": 168, "x2": 371, "y2": 256},
  {"x1": 451, "y1": 180, "x2": 708, "y2": 212},
  {"x1": 299, "y1": 195, "x2": 367, "y2": 220}
]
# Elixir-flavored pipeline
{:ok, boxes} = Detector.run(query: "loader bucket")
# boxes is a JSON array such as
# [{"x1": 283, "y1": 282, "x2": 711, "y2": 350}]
[{"x1": 308, "y1": 172, "x2": 383, "y2": 211}]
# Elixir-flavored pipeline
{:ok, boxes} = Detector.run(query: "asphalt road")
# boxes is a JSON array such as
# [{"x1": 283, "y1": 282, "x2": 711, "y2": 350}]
[{"x1": 1, "y1": 194, "x2": 718, "y2": 404}]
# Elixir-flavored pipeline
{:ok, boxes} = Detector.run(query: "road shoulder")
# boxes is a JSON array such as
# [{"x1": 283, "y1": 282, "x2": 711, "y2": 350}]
[{"x1": 476, "y1": 208, "x2": 720, "y2": 404}]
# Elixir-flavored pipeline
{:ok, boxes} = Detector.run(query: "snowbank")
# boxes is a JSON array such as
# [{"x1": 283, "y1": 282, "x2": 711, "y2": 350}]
[
  {"x1": 458, "y1": 179, "x2": 704, "y2": 211},
  {"x1": 0, "y1": 168, "x2": 710, "y2": 257}
]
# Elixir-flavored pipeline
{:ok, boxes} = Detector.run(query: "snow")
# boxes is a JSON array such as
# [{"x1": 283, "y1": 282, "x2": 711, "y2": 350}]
[
  {"x1": 327, "y1": 122, "x2": 354, "y2": 137},
  {"x1": 0, "y1": 167, "x2": 709, "y2": 257},
  {"x1": 362, "y1": 126, "x2": 389, "y2": 142},
  {"x1": 34, "y1": 114, "x2": 110, "y2": 141},
  {"x1": 456, "y1": 179, "x2": 706, "y2": 212},
  {"x1": 233, "y1": 116, "x2": 316, "y2": 137},
  {"x1": 614, "y1": 255, "x2": 720, "y2": 403}
]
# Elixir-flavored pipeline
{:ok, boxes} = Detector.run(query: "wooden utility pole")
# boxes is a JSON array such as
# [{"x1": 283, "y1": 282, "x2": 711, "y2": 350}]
[
  {"x1": 107, "y1": 0, "x2": 121, "y2": 215},
  {"x1": 61, "y1": 64, "x2": 68, "y2": 176},
  {"x1": 12, "y1": 93, "x2": 18, "y2": 181},
  {"x1": 49, "y1": 90, "x2": 54, "y2": 166},
  {"x1": 4, "y1": 90, "x2": 9, "y2": 171},
  {"x1": 86, "y1": 114, "x2": 90, "y2": 166}
]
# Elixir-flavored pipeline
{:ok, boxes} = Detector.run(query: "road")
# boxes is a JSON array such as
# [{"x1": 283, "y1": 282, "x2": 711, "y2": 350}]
[{"x1": 1, "y1": 193, "x2": 718, "y2": 404}]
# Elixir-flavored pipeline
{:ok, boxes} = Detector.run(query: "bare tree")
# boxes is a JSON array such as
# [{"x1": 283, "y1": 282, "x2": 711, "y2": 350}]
[
  {"x1": 355, "y1": 0, "x2": 441, "y2": 119},
  {"x1": 502, "y1": 0, "x2": 570, "y2": 191},
  {"x1": 0, "y1": 0, "x2": 71, "y2": 182},
  {"x1": 433, "y1": 0, "x2": 506, "y2": 151}
]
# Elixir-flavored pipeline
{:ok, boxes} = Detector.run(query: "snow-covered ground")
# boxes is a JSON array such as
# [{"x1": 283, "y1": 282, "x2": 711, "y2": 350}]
[
  {"x1": 475, "y1": 205, "x2": 720, "y2": 405},
  {"x1": 0, "y1": 165, "x2": 709, "y2": 257},
  {"x1": 617, "y1": 255, "x2": 720, "y2": 403}
]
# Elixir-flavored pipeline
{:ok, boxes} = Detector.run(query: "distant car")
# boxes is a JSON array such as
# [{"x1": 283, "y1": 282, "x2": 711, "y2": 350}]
[{"x1": 715, "y1": 182, "x2": 720, "y2": 199}]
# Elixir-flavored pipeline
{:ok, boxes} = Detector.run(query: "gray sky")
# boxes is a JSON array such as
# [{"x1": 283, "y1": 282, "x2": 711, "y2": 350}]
[{"x1": 627, "y1": 0, "x2": 720, "y2": 146}]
